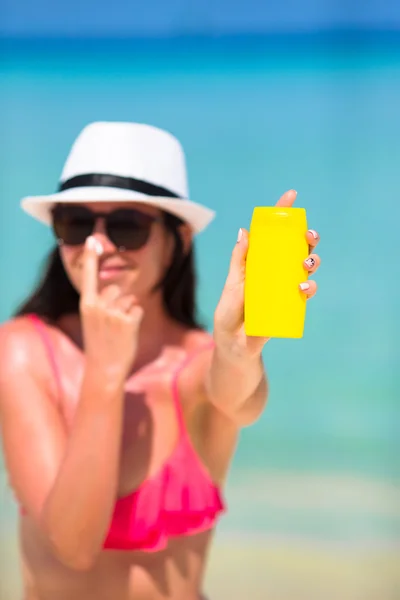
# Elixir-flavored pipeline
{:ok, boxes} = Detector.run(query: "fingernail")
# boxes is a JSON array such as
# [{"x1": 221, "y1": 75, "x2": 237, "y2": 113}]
[
  {"x1": 95, "y1": 240, "x2": 103, "y2": 256},
  {"x1": 299, "y1": 282, "x2": 310, "y2": 291},
  {"x1": 309, "y1": 229, "x2": 319, "y2": 240},
  {"x1": 304, "y1": 257, "x2": 315, "y2": 269},
  {"x1": 237, "y1": 228, "x2": 243, "y2": 243},
  {"x1": 86, "y1": 236, "x2": 96, "y2": 250},
  {"x1": 86, "y1": 236, "x2": 103, "y2": 255}
]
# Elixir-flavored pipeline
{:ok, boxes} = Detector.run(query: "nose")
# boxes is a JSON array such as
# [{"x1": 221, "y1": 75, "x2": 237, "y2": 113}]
[{"x1": 92, "y1": 217, "x2": 117, "y2": 252}]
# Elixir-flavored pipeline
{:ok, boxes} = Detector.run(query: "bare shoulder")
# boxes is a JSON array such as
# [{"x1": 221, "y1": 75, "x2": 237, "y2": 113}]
[
  {"x1": 170, "y1": 327, "x2": 213, "y2": 409},
  {"x1": 0, "y1": 316, "x2": 52, "y2": 392},
  {"x1": 183, "y1": 328, "x2": 214, "y2": 351},
  {"x1": 177, "y1": 328, "x2": 214, "y2": 388},
  {"x1": 0, "y1": 318, "x2": 67, "y2": 520},
  {"x1": 0, "y1": 317, "x2": 39, "y2": 370}
]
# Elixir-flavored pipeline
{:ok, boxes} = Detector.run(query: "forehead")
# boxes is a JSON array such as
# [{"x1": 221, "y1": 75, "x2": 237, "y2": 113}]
[{"x1": 58, "y1": 201, "x2": 161, "y2": 216}]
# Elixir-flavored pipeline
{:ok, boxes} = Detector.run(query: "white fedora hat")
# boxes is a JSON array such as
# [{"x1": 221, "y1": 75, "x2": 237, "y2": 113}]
[{"x1": 21, "y1": 121, "x2": 216, "y2": 234}]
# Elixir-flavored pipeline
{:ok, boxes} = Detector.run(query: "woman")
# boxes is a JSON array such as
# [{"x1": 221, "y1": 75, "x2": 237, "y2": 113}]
[{"x1": 0, "y1": 122, "x2": 320, "y2": 600}]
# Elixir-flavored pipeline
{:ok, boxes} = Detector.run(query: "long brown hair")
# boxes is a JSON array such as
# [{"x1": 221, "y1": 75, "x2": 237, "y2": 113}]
[{"x1": 14, "y1": 212, "x2": 202, "y2": 329}]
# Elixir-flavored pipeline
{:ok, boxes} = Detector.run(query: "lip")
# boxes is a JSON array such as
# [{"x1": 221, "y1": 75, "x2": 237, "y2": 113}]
[{"x1": 98, "y1": 265, "x2": 128, "y2": 279}]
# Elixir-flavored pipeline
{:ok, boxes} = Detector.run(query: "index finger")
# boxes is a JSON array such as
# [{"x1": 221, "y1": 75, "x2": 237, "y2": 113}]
[
  {"x1": 81, "y1": 236, "x2": 101, "y2": 303},
  {"x1": 275, "y1": 189, "x2": 297, "y2": 207}
]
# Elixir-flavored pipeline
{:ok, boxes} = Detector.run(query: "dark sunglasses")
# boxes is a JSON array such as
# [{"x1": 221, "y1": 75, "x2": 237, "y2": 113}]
[{"x1": 52, "y1": 205, "x2": 162, "y2": 251}]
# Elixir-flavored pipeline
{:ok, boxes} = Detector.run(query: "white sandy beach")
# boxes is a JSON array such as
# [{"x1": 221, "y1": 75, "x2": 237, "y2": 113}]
[{"x1": 205, "y1": 536, "x2": 400, "y2": 600}]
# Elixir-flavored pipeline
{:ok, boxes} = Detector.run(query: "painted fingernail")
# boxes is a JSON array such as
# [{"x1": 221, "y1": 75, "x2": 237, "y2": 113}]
[
  {"x1": 304, "y1": 257, "x2": 315, "y2": 269},
  {"x1": 309, "y1": 229, "x2": 319, "y2": 240},
  {"x1": 299, "y1": 282, "x2": 310, "y2": 291},
  {"x1": 237, "y1": 228, "x2": 243, "y2": 243}
]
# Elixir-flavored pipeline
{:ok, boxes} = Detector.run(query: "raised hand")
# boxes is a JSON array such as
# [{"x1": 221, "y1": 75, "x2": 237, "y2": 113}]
[
  {"x1": 214, "y1": 190, "x2": 321, "y2": 358},
  {"x1": 80, "y1": 236, "x2": 144, "y2": 382}
]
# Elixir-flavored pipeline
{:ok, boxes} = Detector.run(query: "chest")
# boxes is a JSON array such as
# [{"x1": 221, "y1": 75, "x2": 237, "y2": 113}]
[{"x1": 56, "y1": 350, "x2": 189, "y2": 494}]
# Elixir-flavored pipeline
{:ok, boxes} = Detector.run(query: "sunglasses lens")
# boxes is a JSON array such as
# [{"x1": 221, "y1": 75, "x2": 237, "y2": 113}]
[
  {"x1": 107, "y1": 210, "x2": 155, "y2": 250},
  {"x1": 52, "y1": 206, "x2": 94, "y2": 245},
  {"x1": 52, "y1": 206, "x2": 157, "y2": 250}
]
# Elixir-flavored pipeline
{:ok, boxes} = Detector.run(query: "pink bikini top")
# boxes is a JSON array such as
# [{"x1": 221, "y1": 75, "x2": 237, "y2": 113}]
[{"x1": 27, "y1": 314, "x2": 226, "y2": 552}]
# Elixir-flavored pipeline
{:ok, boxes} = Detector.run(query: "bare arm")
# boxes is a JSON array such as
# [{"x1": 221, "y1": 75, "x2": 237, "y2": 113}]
[
  {"x1": 206, "y1": 190, "x2": 321, "y2": 427},
  {"x1": 42, "y1": 364, "x2": 125, "y2": 569},
  {"x1": 0, "y1": 237, "x2": 143, "y2": 570},
  {"x1": 206, "y1": 343, "x2": 268, "y2": 427},
  {"x1": 0, "y1": 323, "x2": 125, "y2": 570}
]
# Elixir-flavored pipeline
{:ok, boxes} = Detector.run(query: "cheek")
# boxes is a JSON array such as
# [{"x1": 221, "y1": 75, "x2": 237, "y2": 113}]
[
  {"x1": 152, "y1": 231, "x2": 174, "y2": 272},
  {"x1": 59, "y1": 246, "x2": 84, "y2": 291},
  {"x1": 134, "y1": 233, "x2": 172, "y2": 279}
]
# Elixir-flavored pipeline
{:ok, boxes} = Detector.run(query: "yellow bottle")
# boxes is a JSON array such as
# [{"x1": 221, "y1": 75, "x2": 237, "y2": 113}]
[{"x1": 244, "y1": 206, "x2": 309, "y2": 338}]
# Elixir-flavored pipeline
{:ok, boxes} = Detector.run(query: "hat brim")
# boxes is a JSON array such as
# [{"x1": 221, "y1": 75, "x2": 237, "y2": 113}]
[{"x1": 21, "y1": 187, "x2": 216, "y2": 234}]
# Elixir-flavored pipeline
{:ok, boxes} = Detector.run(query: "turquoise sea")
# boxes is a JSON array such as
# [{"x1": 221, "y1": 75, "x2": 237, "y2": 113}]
[{"x1": 0, "y1": 33, "x2": 399, "y2": 593}]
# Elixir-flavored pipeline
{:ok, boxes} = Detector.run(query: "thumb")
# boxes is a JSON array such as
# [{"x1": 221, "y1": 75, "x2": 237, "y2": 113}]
[
  {"x1": 224, "y1": 228, "x2": 249, "y2": 289},
  {"x1": 275, "y1": 188, "x2": 297, "y2": 207}
]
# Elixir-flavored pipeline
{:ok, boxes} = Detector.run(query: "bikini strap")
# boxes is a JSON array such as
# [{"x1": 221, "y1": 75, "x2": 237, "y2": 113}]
[
  {"x1": 171, "y1": 340, "x2": 215, "y2": 435},
  {"x1": 28, "y1": 314, "x2": 63, "y2": 404}
]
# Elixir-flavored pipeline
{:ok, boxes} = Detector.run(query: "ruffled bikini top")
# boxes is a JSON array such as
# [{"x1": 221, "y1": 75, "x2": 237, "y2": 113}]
[{"x1": 28, "y1": 314, "x2": 226, "y2": 552}]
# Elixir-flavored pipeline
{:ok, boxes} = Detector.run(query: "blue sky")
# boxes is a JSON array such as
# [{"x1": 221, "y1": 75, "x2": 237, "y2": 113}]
[{"x1": 1, "y1": 0, "x2": 400, "y2": 37}]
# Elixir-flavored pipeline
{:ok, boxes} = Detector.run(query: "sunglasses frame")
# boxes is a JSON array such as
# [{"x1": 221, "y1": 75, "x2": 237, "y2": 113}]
[{"x1": 51, "y1": 204, "x2": 163, "y2": 251}]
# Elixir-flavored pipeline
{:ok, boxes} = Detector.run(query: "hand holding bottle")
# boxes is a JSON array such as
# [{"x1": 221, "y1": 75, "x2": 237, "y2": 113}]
[{"x1": 214, "y1": 190, "x2": 321, "y2": 359}]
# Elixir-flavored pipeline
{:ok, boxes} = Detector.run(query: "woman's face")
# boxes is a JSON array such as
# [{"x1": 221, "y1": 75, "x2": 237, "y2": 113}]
[{"x1": 56, "y1": 202, "x2": 184, "y2": 301}]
